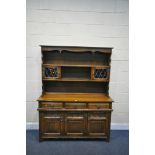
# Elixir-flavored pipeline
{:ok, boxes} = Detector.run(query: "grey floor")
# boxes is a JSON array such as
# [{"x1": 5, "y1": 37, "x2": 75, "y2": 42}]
[{"x1": 26, "y1": 130, "x2": 129, "y2": 155}]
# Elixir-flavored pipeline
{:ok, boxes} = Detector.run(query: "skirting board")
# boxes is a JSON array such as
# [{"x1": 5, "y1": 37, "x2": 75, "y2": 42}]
[{"x1": 26, "y1": 122, "x2": 129, "y2": 130}]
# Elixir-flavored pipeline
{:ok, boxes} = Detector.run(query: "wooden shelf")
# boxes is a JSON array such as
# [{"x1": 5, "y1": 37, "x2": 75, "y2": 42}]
[
  {"x1": 43, "y1": 77, "x2": 109, "y2": 82},
  {"x1": 43, "y1": 60, "x2": 109, "y2": 67},
  {"x1": 38, "y1": 93, "x2": 113, "y2": 102}
]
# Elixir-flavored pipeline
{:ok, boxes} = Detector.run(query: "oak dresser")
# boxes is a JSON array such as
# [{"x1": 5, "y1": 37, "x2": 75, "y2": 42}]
[{"x1": 37, "y1": 46, "x2": 113, "y2": 142}]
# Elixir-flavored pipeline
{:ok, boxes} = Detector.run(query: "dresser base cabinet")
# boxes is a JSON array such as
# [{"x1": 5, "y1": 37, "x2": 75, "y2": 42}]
[{"x1": 39, "y1": 110, "x2": 112, "y2": 141}]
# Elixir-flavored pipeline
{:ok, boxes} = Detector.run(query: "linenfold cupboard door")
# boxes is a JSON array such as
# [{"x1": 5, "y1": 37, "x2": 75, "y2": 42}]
[
  {"x1": 65, "y1": 112, "x2": 86, "y2": 136},
  {"x1": 40, "y1": 112, "x2": 63, "y2": 137},
  {"x1": 88, "y1": 112, "x2": 109, "y2": 137}
]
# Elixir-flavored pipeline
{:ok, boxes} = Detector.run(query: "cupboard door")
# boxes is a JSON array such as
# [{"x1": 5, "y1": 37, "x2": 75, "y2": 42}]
[
  {"x1": 65, "y1": 112, "x2": 86, "y2": 136},
  {"x1": 88, "y1": 112, "x2": 108, "y2": 136},
  {"x1": 40, "y1": 112, "x2": 63, "y2": 137}
]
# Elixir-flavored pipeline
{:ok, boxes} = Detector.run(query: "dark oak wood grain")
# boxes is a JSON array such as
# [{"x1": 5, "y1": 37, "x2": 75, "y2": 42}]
[{"x1": 38, "y1": 93, "x2": 113, "y2": 102}]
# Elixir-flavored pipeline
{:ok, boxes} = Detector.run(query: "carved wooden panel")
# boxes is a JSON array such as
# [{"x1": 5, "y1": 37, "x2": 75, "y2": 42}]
[
  {"x1": 65, "y1": 112, "x2": 86, "y2": 136},
  {"x1": 42, "y1": 65, "x2": 61, "y2": 79},
  {"x1": 41, "y1": 112, "x2": 62, "y2": 136},
  {"x1": 91, "y1": 67, "x2": 110, "y2": 81},
  {"x1": 88, "y1": 112, "x2": 108, "y2": 136}
]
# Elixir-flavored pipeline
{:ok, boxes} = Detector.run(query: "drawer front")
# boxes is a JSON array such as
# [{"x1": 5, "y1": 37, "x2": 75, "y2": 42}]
[
  {"x1": 65, "y1": 103, "x2": 86, "y2": 109},
  {"x1": 40, "y1": 102, "x2": 63, "y2": 109},
  {"x1": 88, "y1": 103, "x2": 110, "y2": 109}
]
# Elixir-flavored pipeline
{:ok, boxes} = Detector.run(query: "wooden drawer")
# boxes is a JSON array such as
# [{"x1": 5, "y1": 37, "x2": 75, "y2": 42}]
[
  {"x1": 65, "y1": 103, "x2": 86, "y2": 109},
  {"x1": 88, "y1": 103, "x2": 110, "y2": 109},
  {"x1": 40, "y1": 102, "x2": 63, "y2": 109}
]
